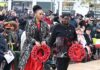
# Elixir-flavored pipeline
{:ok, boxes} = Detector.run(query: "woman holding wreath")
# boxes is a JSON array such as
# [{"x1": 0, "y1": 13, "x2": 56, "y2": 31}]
[{"x1": 18, "y1": 5, "x2": 50, "y2": 70}]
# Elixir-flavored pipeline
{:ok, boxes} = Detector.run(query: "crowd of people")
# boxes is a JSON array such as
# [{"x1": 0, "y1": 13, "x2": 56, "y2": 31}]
[{"x1": 0, "y1": 5, "x2": 100, "y2": 70}]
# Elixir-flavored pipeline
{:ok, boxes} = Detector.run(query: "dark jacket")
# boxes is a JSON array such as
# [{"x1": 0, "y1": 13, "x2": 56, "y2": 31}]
[
  {"x1": 0, "y1": 34, "x2": 8, "y2": 62},
  {"x1": 92, "y1": 31, "x2": 100, "y2": 39},
  {"x1": 69, "y1": 18, "x2": 77, "y2": 28},
  {"x1": 95, "y1": 32, "x2": 100, "y2": 38},
  {"x1": 84, "y1": 34, "x2": 93, "y2": 46},
  {"x1": 49, "y1": 23, "x2": 77, "y2": 55},
  {"x1": 0, "y1": 34, "x2": 8, "y2": 53}
]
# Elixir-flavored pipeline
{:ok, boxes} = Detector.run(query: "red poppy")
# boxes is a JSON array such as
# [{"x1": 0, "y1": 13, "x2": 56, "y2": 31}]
[
  {"x1": 68, "y1": 44, "x2": 86, "y2": 62},
  {"x1": 31, "y1": 44, "x2": 50, "y2": 63}
]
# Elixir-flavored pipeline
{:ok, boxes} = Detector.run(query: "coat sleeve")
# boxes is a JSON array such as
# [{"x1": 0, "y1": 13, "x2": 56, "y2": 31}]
[
  {"x1": 48, "y1": 25, "x2": 57, "y2": 47},
  {"x1": 71, "y1": 26, "x2": 77, "y2": 41},
  {"x1": 25, "y1": 20, "x2": 36, "y2": 44},
  {"x1": 0, "y1": 34, "x2": 8, "y2": 53},
  {"x1": 73, "y1": 28, "x2": 77, "y2": 41}
]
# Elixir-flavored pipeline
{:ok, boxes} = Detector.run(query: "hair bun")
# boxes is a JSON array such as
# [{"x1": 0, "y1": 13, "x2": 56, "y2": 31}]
[{"x1": 33, "y1": 5, "x2": 42, "y2": 13}]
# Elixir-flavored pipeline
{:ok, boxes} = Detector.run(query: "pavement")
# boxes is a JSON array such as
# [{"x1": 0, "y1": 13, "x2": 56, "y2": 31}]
[{"x1": 68, "y1": 60, "x2": 100, "y2": 70}]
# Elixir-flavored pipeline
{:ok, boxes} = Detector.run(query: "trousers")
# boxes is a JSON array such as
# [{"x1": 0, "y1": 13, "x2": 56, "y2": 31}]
[{"x1": 56, "y1": 57, "x2": 70, "y2": 70}]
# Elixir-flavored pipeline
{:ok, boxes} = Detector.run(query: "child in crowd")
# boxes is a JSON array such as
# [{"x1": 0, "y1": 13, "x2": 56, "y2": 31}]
[{"x1": 76, "y1": 28, "x2": 92, "y2": 61}]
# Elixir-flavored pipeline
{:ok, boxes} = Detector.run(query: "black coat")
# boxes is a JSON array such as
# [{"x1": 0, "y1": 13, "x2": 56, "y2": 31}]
[
  {"x1": 0, "y1": 34, "x2": 8, "y2": 62},
  {"x1": 84, "y1": 34, "x2": 93, "y2": 46},
  {"x1": 95, "y1": 32, "x2": 100, "y2": 38},
  {"x1": 49, "y1": 23, "x2": 77, "y2": 54},
  {"x1": 0, "y1": 34, "x2": 8, "y2": 53}
]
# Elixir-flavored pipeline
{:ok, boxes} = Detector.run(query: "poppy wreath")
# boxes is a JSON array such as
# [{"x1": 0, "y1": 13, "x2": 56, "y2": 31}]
[
  {"x1": 31, "y1": 44, "x2": 50, "y2": 63},
  {"x1": 68, "y1": 43, "x2": 86, "y2": 62}
]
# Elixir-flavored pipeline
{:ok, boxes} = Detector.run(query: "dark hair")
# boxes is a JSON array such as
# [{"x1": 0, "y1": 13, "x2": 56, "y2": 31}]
[
  {"x1": 33, "y1": 5, "x2": 42, "y2": 13},
  {"x1": 5, "y1": 16, "x2": 17, "y2": 21},
  {"x1": 0, "y1": 15, "x2": 5, "y2": 21},
  {"x1": 86, "y1": 27, "x2": 92, "y2": 31},
  {"x1": 79, "y1": 20, "x2": 86, "y2": 28}
]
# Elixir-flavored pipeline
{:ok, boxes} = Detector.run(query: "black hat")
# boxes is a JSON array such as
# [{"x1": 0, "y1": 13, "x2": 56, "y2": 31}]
[
  {"x1": 62, "y1": 13, "x2": 71, "y2": 18},
  {"x1": 86, "y1": 27, "x2": 92, "y2": 31},
  {"x1": 33, "y1": 5, "x2": 42, "y2": 13}
]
